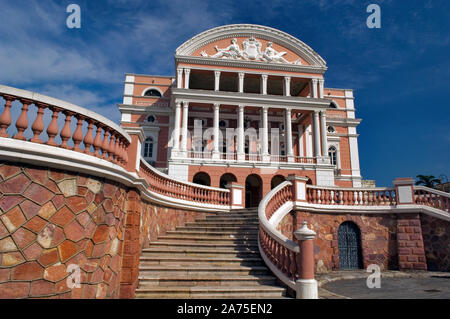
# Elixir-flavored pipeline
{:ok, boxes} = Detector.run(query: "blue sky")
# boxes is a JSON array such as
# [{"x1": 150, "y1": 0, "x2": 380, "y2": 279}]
[{"x1": 0, "y1": 0, "x2": 448, "y2": 186}]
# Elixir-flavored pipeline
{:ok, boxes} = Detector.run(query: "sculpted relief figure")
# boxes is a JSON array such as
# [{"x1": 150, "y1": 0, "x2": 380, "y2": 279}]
[
  {"x1": 263, "y1": 42, "x2": 302, "y2": 65},
  {"x1": 201, "y1": 38, "x2": 243, "y2": 59},
  {"x1": 200, "y1": 37, "x2": 302, "y2": 65}
]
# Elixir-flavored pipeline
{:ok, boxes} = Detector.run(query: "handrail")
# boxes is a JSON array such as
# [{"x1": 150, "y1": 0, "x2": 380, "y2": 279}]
[
  {"x1": 0, "y1": 85, "x2": 130, "y2": 168},
  {"x1": 258, "y1": 181, "x2": 301, "y2": 288},
  {"x1": 413, "y1": 185, "x2": 450, "y2": 212},
  {"x1": 139, "y1": 157, "x2": 230, "y2": 206}
]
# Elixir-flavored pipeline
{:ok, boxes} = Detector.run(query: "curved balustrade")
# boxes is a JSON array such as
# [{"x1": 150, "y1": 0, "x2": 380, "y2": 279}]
[
  {"x1": 258, "y1": 181, "x2": 301, "y2": 287},
  {"x1": 139, "y1": 158, "x2": 230, "y2": 206},
  {"x1": 306, "y1": 185, "x2": 397, "y2": 206},
  {"x1": 0, "y1": 85, "x2": 130, "y2": 167},
  {"x1": 414, "y1": 186, "x2": 450, "y2": 212}
]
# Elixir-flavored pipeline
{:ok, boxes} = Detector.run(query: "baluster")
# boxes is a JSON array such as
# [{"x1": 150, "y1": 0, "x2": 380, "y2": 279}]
[
  {"x1": 30, "y1": 102, "x2": 46, "y2": 143},
  {"x1": 0, "y1": 95, "x2": 15, "y2": 137},
  {"x1": 72, "y1": 116, "x2": 84, "y2": 151},
  {"x1": 93, "y1": 125, "x2": 103, "y2": 157},
  {"x1": 60, "y1": 111, "x2": 73, "y2": 149},
  {"x1": 13, "y1": 99, "x2": 32, "y2": 140},
  {"x1": 83, "y1": 120, "x2": 94, "y2": 154},
  {"x1": 46, "y1": 107, "x2": 60, "y2": 146},
  {"x1": 357, "y1": 191, "x2": 362, "y2": 205},
  {"x1": 113, "y1": 134, "x2": 121, "y2": 163},
  {"x1": 123, "y1": 141, "x2": 129, "y2": 164},
  {"x1": 334, "y1": 189, "x2": 339, "y2": 204},
  {"x1": 102, "y1": 129, "x2": 111, "y2": 159},
  {"x1": 108, "y1": 133, "x2": 116, "y2": 162}
]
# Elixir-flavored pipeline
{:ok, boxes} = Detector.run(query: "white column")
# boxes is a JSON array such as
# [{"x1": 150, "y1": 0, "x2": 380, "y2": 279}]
[
  {"x1": 311, "y1": 78, "x2": 318, "y2": 98},
  {"x1": 286, "y1": 108, "x2": 294, "y2": 161},
  {"x1": 173, "y1": 102, "x2": 181, "y2": 151},
  {"x1": 261, "y1": 74, "x2": 268, "y2": 95},
  {"x1": 184, "y1": 69, "x2": 191, "y2": 89},
  {"x1": 212, "y1": 103, "x2": 220, "y2": 158},
  {"x1": 320, "y1": 111, "x2": 328, "y2": 158},
  {"x1": 318, "y1": 79, "x2": 324, "y2": 98},
  {"x1": 284, "y1": 76, "x2": 291, "y2": 97},
  {"x1": 261, "y1": 106, "x2": 269, "y2": 160},
  {"x1": 238, "y1": 72, "x2": 245, "y2": 93},
  {"x1": 237, "y1": 105, "x2": 245, "y2": 160},
  {"x1": 298, "y1": 125, "x2": 304, "y2": 157},
  {"x1": 177, "y1": 68, "x2": 183, "y2": 89},
  {"x1": 336, "y1": 147, "x2": 341, "y2": 170},
  {"x1": 214, "y1": 71, "x2": 221, "y2": 91},
  {"x1": 313, "y1": 111, "x2": 321, "y2": 157},
  {"x1": 181, "y1": 102, "x2": 189, "y2": 153}
]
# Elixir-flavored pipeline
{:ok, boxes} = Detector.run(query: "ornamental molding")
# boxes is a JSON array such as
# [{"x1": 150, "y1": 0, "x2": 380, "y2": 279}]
[{"x1": 176, "y1": 24, "x2": 327, "y2": 69}]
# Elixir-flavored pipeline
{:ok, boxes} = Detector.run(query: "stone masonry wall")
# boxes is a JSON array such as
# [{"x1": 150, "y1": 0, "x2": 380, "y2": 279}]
[
  {"x1": 421, "y1": 214, "x2": 450, "y2": 272},
  {"x1": 281, "y1": 211, "x2": 398, "y2": 273},
  {"x1": 0, "y1": 162, "x2": 127, "y2": 298}
]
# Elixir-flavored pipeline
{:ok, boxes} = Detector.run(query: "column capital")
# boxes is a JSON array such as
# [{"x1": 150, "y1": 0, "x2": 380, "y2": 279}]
[
  {"x1": 311, "y1": 78, "x2": 318, "y2": 84},
  {"x1": 284, "y1": 76, "x2": 291, "y2": 81},
  {"x1": 238, "y1": 72, "x2": 245, "y2": 78},
  {"x1": 261, "y1": 74, "x2": 268, "y2": 79},
  {"x1": 213, "y1": 103, "x2": 220, "y2": 109},
  {"x1": 261, "y1": 106, "x2": 269, "y2": 112},
  {"x1": 182, "y1": 101, "x2": 189, "y2": 108},
  {"x1": 184, "y1": 68, "x2": 191, "y2": 74},
  {"x1": 214, "y1": 70, "x2": 221, "y2": 76}
]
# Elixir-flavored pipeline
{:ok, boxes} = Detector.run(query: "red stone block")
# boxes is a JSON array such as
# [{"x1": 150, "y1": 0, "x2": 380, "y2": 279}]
[
  {"x1": 66, "y1": 196, "x2": 88, "y2": 214},
  {"x1": 0, "y1": 195, "x2": 24, "y2": 213},
  {"x1": 38, "y1": 248, "x2": 59, "y2": 267},
  {"x1": 30, "y1": 279, "x2": 55, "y2": 297},
  {"x1": 92, "y1": 206, "x2": 106, "y2": 224},
  {"x1": 1, "y1": 206, "x2": 26, "y2": 232},
  {"x1": 91, "y1": 242, "x2": 107, "y2": 258},
  {"x1": 51, "y1": 226, "x2": 65, "y2": 247},
  {"x1": 96, "y1": 283, "x2": 107, "y2": 299},
  {"x1": 103, "y1": 183, "x2": 117, "y2": 198},
  {"x1": 55, "y1": 279, "x2": 71, "y2": 294},
  {"x1": 48, "y1": 171, "x2": 66, "y2": 182},
  {"x1": 82, "y1": 284, "x2": 97, "y2": 299},
  {"x1": 91, "y1": 267, "x2": 104, "y2": 283},
  {"x1": 12, "y1": 261, "x2": 44, "y2": 280},
  {"x1": 0, "y1": 282, "x2": 30, "y2": 298},
  {"x1": 410, "y1": 234, "x2": 422, "y2": 240},
  {"x1": 44, "y1": 179, "x2": 59, "y2": 194},
  {"x1": 397, "y1": 220, "x2": 410, "y2": 227},
  {"x1": 92, "y1": 225, "x2": 109, "y2": 243},
  {"x1": 398, "y1": 248, "x2": 411, "y2": 255},
  {"x1": 409, "y1": 220, "x2": 421, "y2": 226},
  {"x1": 81, "y1": 259, "x2": 99, "y2": 273},
  {"x1": 64, "y1": 220, "x2": 85, "y2": 242},
  {"x1": 103, "y1": 199, "x2": 114, "y2": 213},
  {"x1": 24, "y1": 183, "x2": 54, "y2": 205},
  {"x1": 0, "y1": 174, "x2": 30, "y2": 194},
  {"x1": 24, "y1": 216, "x2": 47, "y2": 233},
  {"x1": 407, "y1": 256, "x2": 418, "y2": 262},
  {"x1": 413, "y1": 263, "x2": 427, "y2": 270},
  {"x1": 78, "y1": 187, "x2": 88, "y2": 196},
  {"x1": 94, "y1": 193, "x2": 104, "y2": 205},
  {"x1": 19, "y1": 200, "x2": 41, "y2": 219},
  {"x1": 52, "y1": 194, "x2": 65, "y2": 210},
  {"x1": 0, "y1": 165, "x2": 21, "y2": 180},
  {"x1": 12, "y1": 227, "x2": 36, "y2": 249},
  {"x1": 44, "y1": 263, "x2": 67, "y2": 282},
  {"x1": 58, "y1": 240, "x2": 78, "y2": 262},
  {"x1": 0, "y1": 220, "x2": 9, "y2": 239},
  {"x1": 0, "y1": 268, "x2": 10, "y2": 282},
  {"x1": 24, "y1": 167, "x2": 48, "y2": 185},
  {"x1": 23, "y1": 242, "x2": 43, "y2": 260},
  {"x1": 50, "y1": 206, "x2": 75, "y2": 227}
]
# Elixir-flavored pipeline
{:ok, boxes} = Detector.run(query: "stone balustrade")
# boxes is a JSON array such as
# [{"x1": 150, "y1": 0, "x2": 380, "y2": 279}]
[
  {"x1": 139, "y1": 159, "x2": 230, "y2": 206},
  {"x1": 0, "y1": 85, "x2": 130, "y2": 168},
  {"x1": 414, "y1": 186, "x2": 450, "y2": 212},
  {"x1": 306, "y1": 185, "x2": 397, "y2": 206}
]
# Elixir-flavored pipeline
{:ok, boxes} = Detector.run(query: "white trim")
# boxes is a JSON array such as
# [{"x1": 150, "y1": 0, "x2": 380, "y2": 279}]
[{"x1": 141, "y1": 86, "x2": 164, "y2": 97}]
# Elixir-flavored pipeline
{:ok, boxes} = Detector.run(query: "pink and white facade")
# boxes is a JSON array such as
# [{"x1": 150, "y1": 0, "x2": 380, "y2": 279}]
[{"x1": 119, "y1": 24, "x2": 363, "y2": 207}]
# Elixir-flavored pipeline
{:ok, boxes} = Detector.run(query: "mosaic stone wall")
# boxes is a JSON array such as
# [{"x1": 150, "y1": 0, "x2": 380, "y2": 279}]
[{"x1": 421, "y1": 214, "x2": 450, "y2": 271}]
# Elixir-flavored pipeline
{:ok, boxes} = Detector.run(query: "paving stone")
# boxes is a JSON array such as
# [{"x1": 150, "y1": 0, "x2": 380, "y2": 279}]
[
  {"x1": 58, "y1": 240, "x2": 78, "y2": 262},
  {"x1": 24, "y1": 183, "x2": 54, "y2": 205},
  {"x1": 1, "y1": 206, "x2": 26, "y2": 232},
  {"x1": 0, "y1": 174, "x2": 30, "y2": 194},
  {"x1": 64, "y1": 220, "x2": 85, "y2": 242},
  {"x1": 50, "y1": 206, "x2": 75, "y2": 227},
  {"x1": 0, "y1": 282, "x2": 30, "y2": 298},
  {"x1": 0, "y1": 195, "x2": 24, "y2": 212},
  {"x1": 12, "y1": 227, "x2": 36, "y2": 249},
  {"x1": 0, "y1": 236, "x2": 18, "y2": 252},
  {"x1": 44, "y1": 263, "x2": 67, "y2": 282},
  {"x1": 12, "y1": 261, "x2": 43, "y2": 280},
  {"x1": 38, "y1": 248, "x2": 59, "y2": 267}
]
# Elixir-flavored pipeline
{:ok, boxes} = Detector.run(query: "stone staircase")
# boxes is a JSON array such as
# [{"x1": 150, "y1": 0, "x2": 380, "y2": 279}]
[{"x1": 135, "y1": 209, "x2": 287, "y2": 298}]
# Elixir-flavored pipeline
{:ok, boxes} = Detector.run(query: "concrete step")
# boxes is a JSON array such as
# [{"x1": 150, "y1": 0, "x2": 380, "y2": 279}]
[
  {"x1": 137, "y1": 275, "x2": 277, "y2": 287},
  {"x1": 167, "y1": 230, "x2": 257, "y2": 238},
  {"x1": 176, "y1": 225, "x2": 259, "y2": 232},
  {"x1": 185, "y1": 221, "x2": 259, "y2": 227},
  {"x1": 139, "y1": 256, "x2": 264, "y2": 266},
  {"x1": 157, "y1": 235, "x2": 257, "y2": 243},
  {"x1": 135, "y1": 286, "x2": 285, "y2": 299},
  {"x1": 141, "y1": 247, "x2": 260, "y2": 257},
  {"x1": 138, "y1": 265, "x2": 271, "y2": 276},
  {"x1": 149, "y1": 241, "x2": 258, "y2": 249}
]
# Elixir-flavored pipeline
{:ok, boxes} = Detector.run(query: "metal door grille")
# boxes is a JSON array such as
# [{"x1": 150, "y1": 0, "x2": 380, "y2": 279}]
[{"x1": 338, "y1": 222, "x2": 363, "y2": 269}]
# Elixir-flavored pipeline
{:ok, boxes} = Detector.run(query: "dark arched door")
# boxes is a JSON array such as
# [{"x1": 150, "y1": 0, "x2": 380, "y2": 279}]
[
  {"x1": 338, "y1": 221, "x2": 363, "y2": 269},
  {"x1": 245, "y1": 174, "x2": 262, "y2": 208}
]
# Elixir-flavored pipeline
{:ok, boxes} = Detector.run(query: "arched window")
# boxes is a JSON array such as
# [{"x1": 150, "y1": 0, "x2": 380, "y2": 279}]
[
  {"x1": 329, "y1": 101, "x2": 338, "y2": 109},
  {"x1": 328, "y1": 146, "x2": 337, "y2": 166},
  {"x1": 143, "y1": 137, "x2": 154, "y2": 158},
  {"x1": 143, "y1": 89, "x2": 162, "y2": 97},
  {"x1": 147, "y1": 115, "x2": 156, "y2": 123},
  {"x1": 328, "y1": 125, "x2": 336, "y2": 133}
]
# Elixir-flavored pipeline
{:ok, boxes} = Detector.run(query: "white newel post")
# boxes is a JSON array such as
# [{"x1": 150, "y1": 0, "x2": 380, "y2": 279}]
[
  {"x1": 226, "y1": 182, "x2": 244, "y2": 209},
  {"x1": 313, "y1": 111, "x2": 321, "y2": 157},
  {"x1": 261, "y1": 106, "x2": 269, "y2": 161},
  {"x1": 177, "y1": 68, "x2": 183, "y2": 89},
  {"x1": 287, "y1": 175, "x2": 309, "y2": 202},
  {"x1": 320, "y1": 111, "x2": 328, "y2": 159},
  {"x1": 393, "y1": 178, "x2": 415, "y2": 204},
  {"x1": 172, "y1": 102, "x2": 181, "y2": 153},
  {"x1": 294, "y1": 222, "x2": 318, "y2": 299}
]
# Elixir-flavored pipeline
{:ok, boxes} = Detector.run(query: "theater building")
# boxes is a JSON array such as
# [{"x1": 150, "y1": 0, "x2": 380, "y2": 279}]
[{"x1": 119, "y1": 24, "x2": 363, "y2": 207}]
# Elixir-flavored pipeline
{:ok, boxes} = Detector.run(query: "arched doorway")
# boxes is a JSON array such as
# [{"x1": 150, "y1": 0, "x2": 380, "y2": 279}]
[
  {"x1": 192, "y1": 172, "x2": 211, "y2": 186},
  {"x1": 338, "y1": 221, "x2": 363, "y2": 270},
  {"x1": 219, "y1": 173, "x2": 237, "y2": 189},
  {"x1": 245, "y1": 174, "x2": 262, "y2": 208},
  {"x1": 271, "y1": 175, "x2": 285, "y2": 189}
]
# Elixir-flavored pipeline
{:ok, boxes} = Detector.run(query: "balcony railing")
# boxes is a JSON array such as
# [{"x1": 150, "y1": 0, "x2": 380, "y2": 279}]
[{"x1": 185, "y1": 151, "x2": 316, "y2": 164}]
